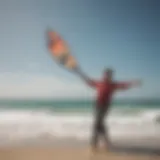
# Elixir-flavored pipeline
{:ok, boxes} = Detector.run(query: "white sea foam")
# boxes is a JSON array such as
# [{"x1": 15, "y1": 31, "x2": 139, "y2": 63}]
[{"x1": 0, "y1": 107, "x2": 160, "y2": 147}]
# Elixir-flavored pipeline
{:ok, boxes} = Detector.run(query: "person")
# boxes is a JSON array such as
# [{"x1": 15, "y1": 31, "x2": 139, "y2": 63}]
[{"x1": 75, "y1": 67, "x2": 142, "y2": 151}]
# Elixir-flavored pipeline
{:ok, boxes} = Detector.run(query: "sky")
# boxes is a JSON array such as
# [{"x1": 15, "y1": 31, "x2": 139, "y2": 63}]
[{"x1": 0, "y1": 0, "x2": 159, "y2": 99}]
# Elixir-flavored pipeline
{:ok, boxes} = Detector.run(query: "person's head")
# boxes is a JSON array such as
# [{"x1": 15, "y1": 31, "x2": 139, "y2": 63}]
[{"x1": 103, "y1": 68, "x2": 114, "y2": 82}]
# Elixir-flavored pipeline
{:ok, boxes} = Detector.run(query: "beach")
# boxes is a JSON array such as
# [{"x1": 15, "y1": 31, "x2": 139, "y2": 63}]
[
  {"x1": 0, "y1": 100, "x2": 159, "y2": 160},
  {"x1": 0, "y1": 146, "x2": 160, "y2": 160}
]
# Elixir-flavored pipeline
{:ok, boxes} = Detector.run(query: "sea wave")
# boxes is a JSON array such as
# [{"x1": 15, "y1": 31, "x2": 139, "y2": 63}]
[{"x1": 0, "y1": 107, "x2": 159, "y2": 146}]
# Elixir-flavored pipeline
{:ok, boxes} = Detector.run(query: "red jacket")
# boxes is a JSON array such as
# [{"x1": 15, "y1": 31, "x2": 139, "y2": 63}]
[{"x1": 88, "y1": 80, "x2": 131, "y2": 106}]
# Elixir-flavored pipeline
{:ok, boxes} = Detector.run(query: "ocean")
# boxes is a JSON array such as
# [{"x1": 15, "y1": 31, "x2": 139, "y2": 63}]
[{"x1": 0, "y1": 99, "x2": 160, "y2": 148}]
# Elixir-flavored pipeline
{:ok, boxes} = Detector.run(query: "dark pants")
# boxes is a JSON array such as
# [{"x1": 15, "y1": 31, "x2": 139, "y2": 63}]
[{"x1": 91, "y1": 104, "x2": 110, "y2": 148}]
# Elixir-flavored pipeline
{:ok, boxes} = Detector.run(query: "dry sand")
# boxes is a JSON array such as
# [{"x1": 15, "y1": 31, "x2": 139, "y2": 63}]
[{"x1": 0, "y1": 147, "x2": 159, "y2": 160}]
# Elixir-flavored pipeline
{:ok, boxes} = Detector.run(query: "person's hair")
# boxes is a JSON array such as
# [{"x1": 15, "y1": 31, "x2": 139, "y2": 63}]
[{"x1": 104, "y1": 68, "x2": 114, "y2": 74}]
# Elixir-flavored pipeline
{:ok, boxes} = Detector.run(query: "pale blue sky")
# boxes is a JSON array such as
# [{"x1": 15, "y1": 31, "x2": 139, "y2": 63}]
[{"x1": 0, "y1": 0, "x2": 159, "y2": 99}]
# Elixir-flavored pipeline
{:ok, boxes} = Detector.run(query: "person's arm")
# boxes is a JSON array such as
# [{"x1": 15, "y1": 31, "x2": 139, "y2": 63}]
[
  {"x1": 74, "y1": 67, "x2": 97, "y2": 88},
  {"x1": 115, "y1": 80, "x2": 142, "y2": 90}
]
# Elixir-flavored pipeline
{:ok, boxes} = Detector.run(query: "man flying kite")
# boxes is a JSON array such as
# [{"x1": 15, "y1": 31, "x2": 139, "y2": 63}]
[{"x1": 47, "y1": 30, "x2": 142, "y2": 151}]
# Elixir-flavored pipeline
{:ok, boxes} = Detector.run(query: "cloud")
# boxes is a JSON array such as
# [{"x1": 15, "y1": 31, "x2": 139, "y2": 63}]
[
  {"x1": 0, "y1": 73, "x2": 94, "y2": 99},
  {"x1": 0, "y1": 72, "x2": 159, "y2": 99}
]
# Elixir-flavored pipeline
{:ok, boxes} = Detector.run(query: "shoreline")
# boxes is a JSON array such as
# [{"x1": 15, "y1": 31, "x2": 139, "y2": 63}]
[
  {"x1": 0, "y1": 139, "x2": 160, "y2": 156},
  {"x1": 0, "y1": 135, "x2": 160, "y2": 149}
]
